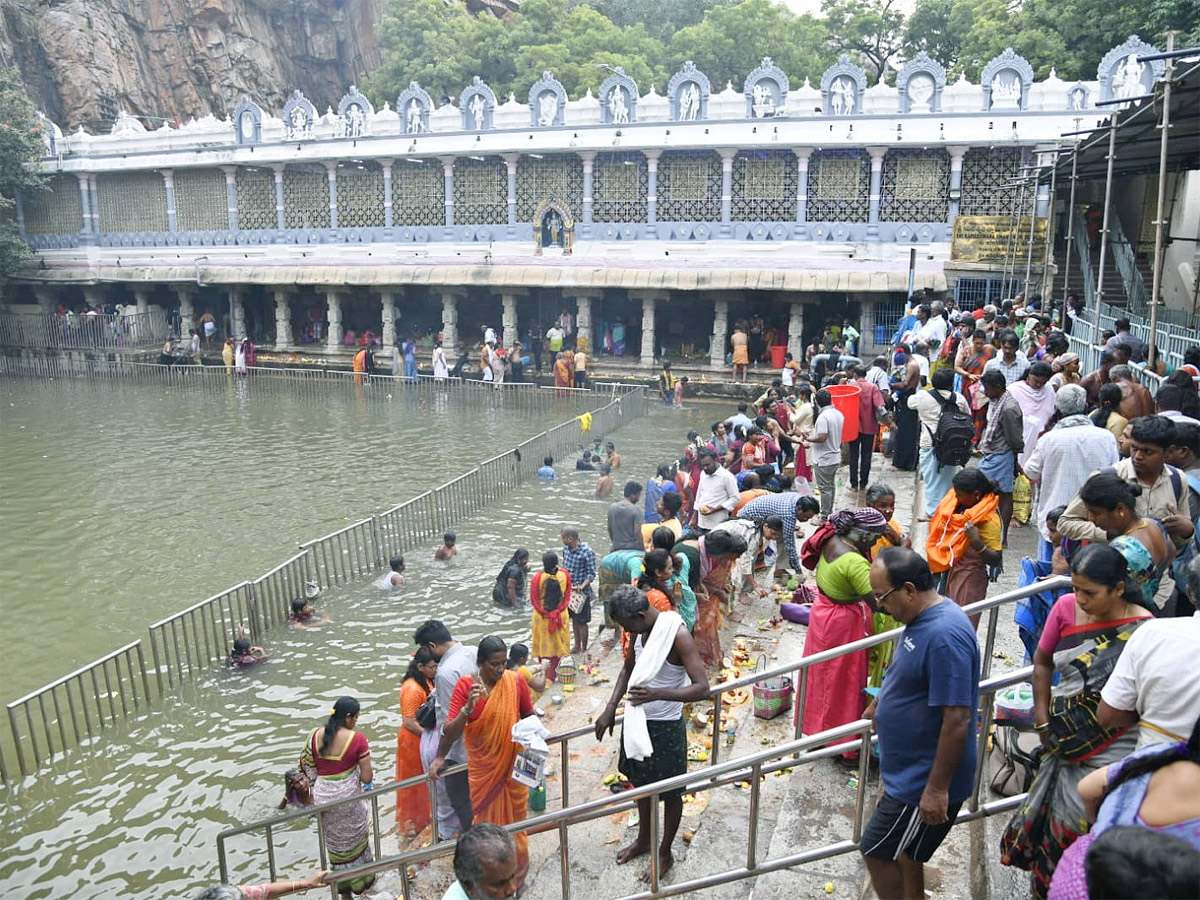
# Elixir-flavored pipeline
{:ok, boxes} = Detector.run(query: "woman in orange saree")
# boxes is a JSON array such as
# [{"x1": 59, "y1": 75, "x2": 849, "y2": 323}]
[
  {"x1": 395, "y1": 647, "x2": 437, "y2": 836},
  {"x1": 553, "y1": 352, "x2": 573, "y2": 396},
  {"x1": 432, "y1": 636, "x2": 536, "y2": 893}
]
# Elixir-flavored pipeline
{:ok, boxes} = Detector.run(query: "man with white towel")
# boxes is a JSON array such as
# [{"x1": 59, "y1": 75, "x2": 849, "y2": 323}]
[{"x1": 594, "y1": 584, "x2": 710, "y2": 882}]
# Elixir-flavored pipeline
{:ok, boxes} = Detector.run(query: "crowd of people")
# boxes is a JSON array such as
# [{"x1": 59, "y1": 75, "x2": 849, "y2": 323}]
[{"x1": 204, "y1": 291, "x2": 1200, "y2": 900}]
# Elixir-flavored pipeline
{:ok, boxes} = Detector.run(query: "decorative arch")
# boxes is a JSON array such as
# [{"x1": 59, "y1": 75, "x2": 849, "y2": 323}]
[
  {"x1": 667, "y1": 61, "x2": 711, "y2": 122},
  {"x1": 231, "y1": 95, "x2": 262, "y2": 145},
  {"x1": 337, "y1": 86, "x2": 374, "y2": 138},
  {"x1": 398, "y1": 81, "x2": 433, "y2": 134},
  {"x1": 1098, "y1": 35, "x2": 1164, "y2": 103},
  {"x1": 599, "y1": 67, "x2": 638, "y2": 125},
  {"x1": 896, "y1": 52, "x2": 946, "y2": 113},
  {"x1": 532, "y1": 197, "x2": 574, "y2": 255},
  {"x1": 460, "y1": 76, "x2": 497, "y2": 131},
  {"x1": 981, "y1": 48, "x2": 1034, "y2": 111},
  {"x1": 528, "y1": 71, "x2": 567, "y2": 127},
  {"x1": 820, "y1": 55, "x2": 866, "y2": 116},
  {"x1": 1066, "y1": 82, "x2": 1091, "y2": 111},
  {"x1": 743, "y1": 57, "x2": 788, "y2": 118},
  {"x1": 282, "y1": 90, "x2": 316, "y2": 140}
]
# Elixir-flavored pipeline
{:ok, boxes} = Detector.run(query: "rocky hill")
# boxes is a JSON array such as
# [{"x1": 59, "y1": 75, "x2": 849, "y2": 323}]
[{"x1": 0, "y1": 0, "x2": 516, "y2": 130}]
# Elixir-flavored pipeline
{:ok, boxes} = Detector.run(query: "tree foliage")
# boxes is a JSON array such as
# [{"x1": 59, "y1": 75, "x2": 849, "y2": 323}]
[
  {"x1": 585, "y1": 0, "x2": 735, "y2": 45},
  {"x1": 0, "y1": 66, "x2": 46, "y2": 301},
  {"x1": 822, "y1": 0, "x2": 908, "y2": 82}
]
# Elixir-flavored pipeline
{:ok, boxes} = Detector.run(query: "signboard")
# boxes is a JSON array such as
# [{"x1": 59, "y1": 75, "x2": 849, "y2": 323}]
[{"x1": 951, "y1": 216, "x2": 1047, "y2": 264}]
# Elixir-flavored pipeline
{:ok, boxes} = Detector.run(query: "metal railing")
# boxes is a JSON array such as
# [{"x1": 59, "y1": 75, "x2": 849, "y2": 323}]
[
  {"x1": 1072, "y1": 208, "x2": 1096, "y2": 310},
  {"x1": 0, "y1": 363, "x2": 648, "y2": 781},
  {"x1": 0, "y1": 310, "x2": 169, "y2": 350},
  {"x1": 215, "y1": 576, "x2": 1068, "y2": 896},
  {"x1": 1108, "y1": 216, "x2": 1150, "y2": 313}
]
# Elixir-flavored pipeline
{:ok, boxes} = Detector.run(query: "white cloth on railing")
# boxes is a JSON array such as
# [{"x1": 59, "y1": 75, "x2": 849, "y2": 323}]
[{"x1": 622, "y1": 610, "x2": 683, "y2": 762}]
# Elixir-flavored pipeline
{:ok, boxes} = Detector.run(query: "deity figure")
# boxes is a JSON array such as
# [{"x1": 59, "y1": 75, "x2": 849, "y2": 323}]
[
  {"x1": 679, "y1": 83, "x2": 700, "y2": 121},
  {"x1": 288, "y1": 105, "x2": 310, "y2": 139},
  {"x1": 538, "y1": 92, "x2": 558, "y2": 126},
  {"x1": 407, "y1": 99, "x2": 424, "y2": 133},
  {"x1": 1069, "y1": 87, "x2": 1086, "y2": 110},
  {"x1": 831, "y1": 77, "x2": 854, "y2": 115},
  {"x1": 752, "y1": 83, "x2": 775, "y2": 117},
  {"x1": 1114, "y1": 54, "x2": 1145, "y2": 99},
  {"x1": 469, "y1": 94, "x2": 486, "y2": 130},
  {"x1": 908, "y1": 74, "x2": 934, "y2": 111},
  {"x1": 239, "y1": 110, "x2": 255, "y2": 142},
  {"x1": 608, "y1": 87, "x2": 629, "y2": 124},
  {"x1": 991, "y1": 72, "x2": 1022, "y2": 108},
  {"x1": 346, "y1": 104, "x2": 365, "y2": 138}
]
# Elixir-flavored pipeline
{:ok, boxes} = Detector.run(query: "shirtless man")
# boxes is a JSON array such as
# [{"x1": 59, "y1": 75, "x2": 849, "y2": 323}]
[
  {"x1": 435, "y1": 532, "x2": 458, "y2": 561},
  {"x1": 595, "y1": 463, "x2": 614, "y2": 499}
]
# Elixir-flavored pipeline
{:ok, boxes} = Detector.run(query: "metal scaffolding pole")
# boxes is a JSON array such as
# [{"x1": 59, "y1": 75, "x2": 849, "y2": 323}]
[
  {"x1": 1147, "y1": 32, "x2": 1177, "y2": 370},
  {"x1": 1061, "y1": 137, "x2": 1081, "y2": 305},
  {"x1": 1040, "y1": 146, "x2": 1060, "y2": 300},
  {"x1": 1024, "y1": 170, "x2": 1040, "y2": 295},
  {"x1": 1093, "y1": 115, "x2": 1119, "y2": 317}
]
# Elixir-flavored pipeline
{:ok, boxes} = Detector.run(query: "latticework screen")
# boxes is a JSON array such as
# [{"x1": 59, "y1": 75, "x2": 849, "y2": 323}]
[
  {"x1": 880, "y1": 150, "x2": 950, "y2": 222},
  {"x1": 452, "y1": 156, "x2": 506, "y2": 225},
  {"x1": 516, "y1": 155, "x2": 583, "y2": 221},
  {"x1": 175, "y1": 168, "x2": 229, "y2": 232},
  {"x1": 392, "y1": 162, "x2": 443, "y2": 227},
  {"x1": 959, "y1": 149, "x2": 1022, "y2": 216},
  {"x1": 732, "y1": 150, "x2": 797, "y2": 221},
  {"x1": 593, "y1": 152, "x2": 647, "y2": 224},
  {"x1": 808, "y1": 150, "x2": 869, "y2": 223},
  {"x1": 96, "y1": 172, "x2": 168, "y2": 233},
  {"x1": 22, "y1": 175, "x2": 82, "y2": 236},
  {"x1": 336, "y1": 164, "x2": 385, "y2": 228},
  {"x1": 658, "y1": 151, "x2": 720, "y2": 222},
  {"x1": 236, "y1": 168, "x2": 277, "y2": 230},
  {"x1": 283, "y1": 166, "x2": 330, "y2": 230}
]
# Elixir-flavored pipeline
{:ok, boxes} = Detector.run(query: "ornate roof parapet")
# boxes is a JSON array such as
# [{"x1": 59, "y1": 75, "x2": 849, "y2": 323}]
[
  {"x1": 639, "y1": 84, "x2": 670, "y2": 121},
  {"x1": 1098, "y1": 35, "x2": 1164, "y2": 104},
  {"x1": 567, "y1": 88, "x2": 602, "y2": 127},
  {"x1": 460, "y1": 76, "x2": 497, "y2": 131},
  {"x1": 821, "y1": 55, "x2": 867, "y2": 116},
  {"x1": 787, "y1": 77, "x2": 822, "y2": 116},
  {"x1": 495, "y1": 91, "x2": 526, "y2": 129},
  {"x1": 897, "y1": 52, "x2": 946, "y2": 113},
  {"x1": 1064, "y1": 81, "x2": 1092, "y2": 111},
  {"x1": 35, "y1": 111, "x2": 63, "y2": 157},
  {"x1": 862, "y1": 80, "x2": 895, "y2": 115},
  {"x1": 282, "y1": 90, "x2": 317, "y2": 141},
  {"x1": 337, "y1": 86, "x2": 374, "y2": 138},
  {"x1": 599, "y1": 67, "x2": 638, "y2": 125},
  {"x1": 232, "y1": 95, "x2": 262, "y2": 145},
  {"x1": 710, "y1": 80, "x2": 744, "y2": 118},
  {"x1": 430, "y1": 100, "x2": 460, "y2": 133},
  {"x1": 982, "y1": 48, "x2": 1034, "y2": 111},
  {"x1": 942, "y1": 72, "x2": 982, "y2": 113},
  {"x1": 667, "y1": 61, "x2": 711, "y2": 122},
  {"x1": 529, "y1": 71, "x2": 567, "y2": 127},
  {"x1": 744, "y1": 57, "x2": 788, "y2": 119},
  {"x1": 398, "y1": 82, "x2": 433, "y2": 135}
]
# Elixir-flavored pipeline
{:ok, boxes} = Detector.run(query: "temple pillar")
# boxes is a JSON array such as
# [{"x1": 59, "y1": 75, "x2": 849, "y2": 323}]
[
  {"x1": 325, "y1": 162, "x2": 339, "y2": 229},
  {"x1": 132, "y1": 287, "x2": 152, "y2": 315},
  {"x1": 221, "y1": 166, "x2": 239, "y2": 232},
  {"x1": 380, "y1": 159, "x2": 394, "y2": 229},
  {"x1": 229, "y1": 288, "x2": 246, "y2": 340},
  {"x1": 272, "y1": 165, "x2": 286, "y2": 230},
  {"x1": 575, "y1": 293, "x2": 598, "y2": 353},
  {"x1": 175, "y1": 285, "x2": 196, "y2": 337},
  {"x1": 718, "y1": 149, "x2": 737, "y2": 238},
  {"x1": 274, "y1": 288, "x2": 294, "y2": 348},
  {"x1": 787, "y1": 300, "x2": 805, "y2": 360},
  {"x1": 503, "y1": 154, "x2": 519, "y2": 237},
  {"x1": 632, "y1": 291, "x2": 666, "y2": 366},
  {"x1": 74, "y1": 173, "x2": 93, "y2": 239},
  {"x1": 381, "y1": 290, "x2": 398, "y2": 349},
  {"x1": 710, "y1": 298, "x2": 728, "y2": 368},
  {"x1": 440, "y1": 157, "x2": 455, "y2": 232},
  {"x1": 867, "y1": 148, "x2": 886, "y2": 236},
  {"x1": 88, "y1": 175, "x2": 99, "y2": 235},
  {"x1": 644, "y1": 150, "x2": 660, "y2": 237},
  {"x1": 793, "y1": 149, "x2": 813, "y2": 236},
  {"x1": 578, "y1": 151, "x2": 595, "y2": 236},
  {"x1": 440, "y1": 290, "x2": 460, "y2": 350},
  {"x1": 947, "y1": 147, "x2": 967, "y2": 224},
  {"x1": 500, "y1": 289, "x2": 525, "y2": 349},
  {"x1": 34, "y1": 287, "x2": 56, "y2": 315},
  {"x1": 325, "y1": 291, "x2": 343, "y2": 350},
  {"x1": 162, "y1": 169, "x2": 177, "y2": 232}
]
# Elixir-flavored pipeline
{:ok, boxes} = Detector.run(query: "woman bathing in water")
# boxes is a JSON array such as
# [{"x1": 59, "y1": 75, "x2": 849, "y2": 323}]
[
  {"x1": 277, "y1": 768, "x2": 315, "y2": 809},
  {"x1": 290, "y1": 598, "x2": 332, "y2": 630}
]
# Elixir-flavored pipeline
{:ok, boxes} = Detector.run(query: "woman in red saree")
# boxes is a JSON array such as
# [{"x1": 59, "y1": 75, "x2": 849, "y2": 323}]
[
  {"x1": 954, "y1": 328, "x2": 996, "y2": 444},
  {"x1": 395, "y1": 647, "x2": 437, "y2": 836},
  {"x1": 432, "y1": 637, "x2": 535, "y2": 893}
]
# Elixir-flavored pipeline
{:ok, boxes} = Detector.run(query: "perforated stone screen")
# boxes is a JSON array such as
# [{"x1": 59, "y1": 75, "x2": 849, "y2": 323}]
[
  {"x1": 284, "y1": 166, "x2": 330, "y2": 230},
  {"x1": 175, "y1": 168, "x2": 229, "y2": 232},
  {"x1": 22, "y1": 175, "x2": 81, "y2": 236},
  {"x1": 453, "y1": 156, "x2": 507, "y2": 225},
  {"x1": 337, "y1": 164, "x2": 385, "y2": 228},
  {"x1": 959, "y1": 149, "x2": 1023, "y2": 216},
  {"x1": 97, "y1": 172, "x2": 167, "y2": 234},
  {"x1": 392, "y1": 162, "x2": 442, "y2": 227},
  {"x1": 658, "y1": 151, "x2": 720, "y2": 221},
  {"x1": 593, "y1": 152, "x2": 647, "y2": 224},
  {"x1": 236, "y1": 169, "x2": 277, "y2": 230},
  {"x1": 880, "y1": 150, "x2": 950, "y2": 222},
  {"x1": 517, "y1": 155, "x2": 583, "y2": 222},
  {"x1": 732, "y1": 150, "x2": 797, "y2": 221},
  {"x1": 808, "y1": 150, "x2": 869, "y2": 223}
]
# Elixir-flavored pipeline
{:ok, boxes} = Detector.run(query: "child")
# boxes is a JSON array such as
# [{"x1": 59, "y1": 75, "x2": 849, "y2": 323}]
[
  {"x1": 673, "y1": 375, "x2": 688, "y2": 409},
  {"x1": 376, "y1": 554, "x2": 406, "y2": 589},
  {"x1": 228, "y1": 636, "x2": 267, "y2": 668},
  {"x1": 290, "y1": 597, "x2": 332, "y2": 630},
  {"x1": 506, "y1": 642, "x2": 547, "y2": 704},
  {"x1": 434, "y1": 533, "x2": 457, "y2": 561}
]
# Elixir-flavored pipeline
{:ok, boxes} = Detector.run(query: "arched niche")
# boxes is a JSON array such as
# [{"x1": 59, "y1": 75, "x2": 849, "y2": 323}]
[
  {"x1": 820, "y1": 55, "x2": 866, "y2": 116},
  {"x1": 897, "y1": 52, "x2": 946, "y2": 113},
  {"x1": 981, "y1": 48, "x2": 1034, "y2": 111},
  {"x1": 460, "y1": 76, "x2": 497, "y2": 131},
  {"x1": 668, "y1": 61, "x2": 711, "y2": 122},
  {"x1": 599, "y1": 68, "x2": 638, "y2": 125},
  {"x1": 398, "y1": 82, "x2": 433, "y2": 134},
  {"x1": 744, "y1": 57, "x2": 788, "y2": 118},
  {"x1": 529, "y1": 71, "x2": 567, "y2": 127}
]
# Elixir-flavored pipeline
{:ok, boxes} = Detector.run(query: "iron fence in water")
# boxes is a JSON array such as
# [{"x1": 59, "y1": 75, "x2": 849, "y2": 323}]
[
  {"x1": 0, "y1": 310, "x2": 169, "y2": 350},
  {"x1": 0, "y1": 361, "x2": 648, "y2": 781}
]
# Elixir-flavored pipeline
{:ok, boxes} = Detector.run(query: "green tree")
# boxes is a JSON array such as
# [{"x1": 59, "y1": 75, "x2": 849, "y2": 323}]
[
  {"x1": 821, "y1": 0, "x2": 908, "y2": 81},
  {"x1": 902, "y1": 0, "x2": 968, "y2": 70},
  {"x1": 584, "y1": 0, "x2": 736, "y2": 44},
  {"x1": 0, "y1": 66, "x2": 45, "y2": 302},
  {"x1": 669, "y1": 0, "x2": 833, "y2": 90},
  {"x1": 1148, "y1": 0, "x2": 1200, "y2": 45}
]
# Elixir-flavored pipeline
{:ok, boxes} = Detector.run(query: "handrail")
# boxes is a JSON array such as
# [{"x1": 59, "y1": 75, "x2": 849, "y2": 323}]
[
  {"x1": 298, "y1": 518, "x2": 375, "y2": 550},
  {"x1": 1072, "y1": 207, "x2": 1095, "y2": 310},
  {"x1": 1109, "y1": 215, "x2": 1150, "y2": 312},
  {"x1": 147, "y1": 580, "x2": 254, "y2": 630}
]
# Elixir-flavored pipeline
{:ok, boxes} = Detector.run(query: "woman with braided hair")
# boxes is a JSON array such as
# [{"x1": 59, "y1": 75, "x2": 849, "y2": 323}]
[{"x1": 799, "y1": 508, "x2": 892, "y2": 767}]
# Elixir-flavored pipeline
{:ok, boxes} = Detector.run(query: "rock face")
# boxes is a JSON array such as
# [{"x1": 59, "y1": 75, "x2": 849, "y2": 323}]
[{"x1": 1, "y1": 0, "x2": 517, "y2": 130}]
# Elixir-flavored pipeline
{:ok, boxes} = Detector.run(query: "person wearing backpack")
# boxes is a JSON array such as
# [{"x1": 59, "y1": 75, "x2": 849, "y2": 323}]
[
  {"x1": 530, "y1": 551, "x2": 572, "y2": 682},
  {"x1": 908, "y1": 367, "x2": 973, "y2": 514}
]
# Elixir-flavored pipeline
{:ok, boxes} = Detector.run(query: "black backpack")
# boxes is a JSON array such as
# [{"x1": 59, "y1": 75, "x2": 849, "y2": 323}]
[{"x1": 929, "y1": 390, "x2": 975, "y2": 468}]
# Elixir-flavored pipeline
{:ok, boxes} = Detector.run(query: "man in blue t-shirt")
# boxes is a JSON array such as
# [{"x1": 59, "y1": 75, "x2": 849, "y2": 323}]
[{"x1": 861, "y1": 547, "x2": 980, "y2": 900}]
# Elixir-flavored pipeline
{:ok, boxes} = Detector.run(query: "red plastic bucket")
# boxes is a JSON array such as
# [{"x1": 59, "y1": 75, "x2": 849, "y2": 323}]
[
  {"x1": 769, "y1": 345, "x2": 787, "y2": 369},
  {"x1": 825, "y1": 384, "x2": 861, "y2": 442}
]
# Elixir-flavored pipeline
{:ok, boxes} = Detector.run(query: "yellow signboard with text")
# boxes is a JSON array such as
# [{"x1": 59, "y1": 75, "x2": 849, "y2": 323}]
[{"x1": 951, "y1": 216, "x2": 1047, "y2": 265}]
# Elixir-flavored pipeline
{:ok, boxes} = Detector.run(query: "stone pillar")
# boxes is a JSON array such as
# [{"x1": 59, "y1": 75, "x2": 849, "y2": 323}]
[
  {"x1": 787, "y1": 300, "x2": 805, "y2": 360},
  {"x1": 710, "y1": 298, "x2": 728, "y2": 368},
  {"x1": 82, "y1": 285, "x2": 106, "y2": 309},
  {"x1": 175, "y1": 285, "x2": 196, "y2": 337},
  {"x1": 274, "y1": 288, "x2": 294, "y2": 348},
  {"x1": 133, "y1": 287, "x2": 152, "y2": 315},
  {"x1": 867, "y1": 148, "x2": 886, "y2": 235},
  {"x1": 634, "y1": 292, "x2": 664, "y2": 366},
  {"x1": 578, "y1": 151, "x2": 595, "y2": 235},
  {"x1": 325, "y1": 291, "x2": 343, "y2": 350},
  {"x1": 230, "y1": 288, "x2": 246, "y2": 340},
  {"x1": 500, "y1": 289, "x2": 524, "y2": 350},
  {"x1": 162, "y1": 169, "x2": 177, "y2": 232},
  {"x1": 34, "y1": 287, "x2": 56, "y2": 315},
  {"x1": 272, "y1": 165, "x2": 286, "y2": 230},
  {"x1": 947, "y1": 147, "x2": 967, "y2": 224},
  {"x1": 718, "y1": 149, "x2": 737, "y2": 238},
  {"x1": 14, "y1": 190, "x2": 26, "y2": 237},
  {"x1": 575, "y1": 294, "x2": 597, "y2": 353},
  {"x1": 644, "y1": 150, "x2": 660, "y2": 238},
  {"x1": 380, "y1": 159, "x2": 394, "y2": 229},
  {"x1": 1036, "y1": 181, "x2": 1051, "y2": 219},
  {"x1": 503, "y1": 154, "x2": 519, "y2": 236},
  {"x1": 88, "y1": 175, "x2": 99, "y2": 235},
  {"x1": 858, "y1": 297, "x2": 877, "y2": 355},
  {"x1": 325, "y1": 162, "x2": 339, "y2": 229},
  {"x1": 440, "y1": 157, "x2": 455, "y2": 232},
  {"x1": 793, "y1": 149, "x2": 813, "y2": 235},
  {"x1": 75, "y1": 173, "x2": 92, "y2": 237},
  {"x1": 440, "y1": 290, "x2": 460, "y2": 350},
  {"x1": 221, "y1": 167, "x2": 239, "y2": 232}
]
